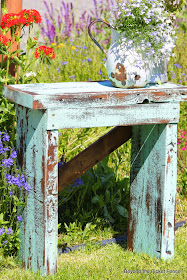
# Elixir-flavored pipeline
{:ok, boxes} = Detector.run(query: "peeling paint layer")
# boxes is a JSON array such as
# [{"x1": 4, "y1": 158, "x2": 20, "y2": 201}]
[
  {"x1": 128, "y1": 124, "x2": 177, "y2": 260},
  {"x1": 3, "y1": 81, "x2": 187, "y2": 109},
  {"x1": 16, "y1": 105, "x2": 58, "y2": 276}
]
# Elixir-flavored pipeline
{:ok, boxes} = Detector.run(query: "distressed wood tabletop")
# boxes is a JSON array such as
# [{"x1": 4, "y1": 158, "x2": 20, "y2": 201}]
[
  {"x1": 3, "y1": 80, "x2": 187, "y2": 110},
  {"x1": 2, "y1": 81, "x2": 187, "y2": 275}
]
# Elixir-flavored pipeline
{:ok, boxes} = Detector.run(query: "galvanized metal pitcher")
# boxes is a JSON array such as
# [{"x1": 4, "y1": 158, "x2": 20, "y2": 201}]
[{"x1": 88, "y1": 19, "x2": 153, "y2": 89}]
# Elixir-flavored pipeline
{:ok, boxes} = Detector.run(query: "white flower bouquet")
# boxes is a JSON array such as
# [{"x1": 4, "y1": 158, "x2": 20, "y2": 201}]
[{"x1": 110, "y1": 0, "x2": 177, "y2": 61}]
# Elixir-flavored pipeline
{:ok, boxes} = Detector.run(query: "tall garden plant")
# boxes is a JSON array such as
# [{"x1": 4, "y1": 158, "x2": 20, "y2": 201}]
[{"x1": 0, "y1": 8, "x2": 56, "y2": 256}]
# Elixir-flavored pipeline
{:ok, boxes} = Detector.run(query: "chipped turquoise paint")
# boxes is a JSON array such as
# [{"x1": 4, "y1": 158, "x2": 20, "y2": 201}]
[
  {"x1": 160, "y1": 124, "x2": 177, "y2": 259},
  {"x1": 3, "y1": 81, "x2": 187, "y2": 110},
  {"x1": 16, "y1": 105, "x2": 58, "y2": 275},
  {"x1": 3, "y1": 81, "x2": 187, "y2": 276},
  {"x1": 46, "y1": 103, "x2": 180, "y2": 129},
  {"x1": 129, "y1": 124, "x2": 177, "y2": 259}
]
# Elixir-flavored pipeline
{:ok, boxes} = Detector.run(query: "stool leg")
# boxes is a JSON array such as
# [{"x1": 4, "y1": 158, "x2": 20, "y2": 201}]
[
  {"x1": 16, "y1": 105, "x2": 58, "y2": 275},
  {"x1": 128, "y1": 124, "x2": 177, "y2": 259}
]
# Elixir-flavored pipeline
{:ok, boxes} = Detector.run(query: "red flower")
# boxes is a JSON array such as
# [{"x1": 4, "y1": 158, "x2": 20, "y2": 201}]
[
  {"x1": 0, "y1": 9, "x2": 42, "y2": 29},
  {"x1": 35, "y1": 46, "x2": 55, "y2": 60},
  {"x1": 19, "y1": 9, "x2": 42, "y2": 26},
  {"x1": 0, "y1": 34, "x2": 10, "y2": 46},
  {"x1": 1, "y1": 13, "x2": 22, "y2": 29}
]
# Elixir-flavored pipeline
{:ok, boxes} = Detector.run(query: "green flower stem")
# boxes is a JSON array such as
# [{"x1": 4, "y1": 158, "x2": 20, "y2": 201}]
[
  {"x1": 15, "y1": 28, "x2": 21, "y2": 84},
  {"x1": 15, "y1": 41, "x2": 19, "y2": 84},
  {"x1": 22, "y1": 25, "x2": 32, "y2": 84},
  {"x1": 5, "y1": 39, "x2": 13, "y2": 86},
  {"x1": 47, "y1": 65, "x2": 53, "y2": 82},
  {"x1": 1, "y1": 54, "x2": 4, "y2": 69}
]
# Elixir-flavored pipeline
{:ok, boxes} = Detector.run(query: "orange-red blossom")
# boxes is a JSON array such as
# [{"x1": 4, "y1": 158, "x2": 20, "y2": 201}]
[
  {"x1": 0, "y1": 34, "x2": 11, "y2": 46},
  {"x1": 35, "y1": 46, "x2": 55, "y2": 60},
  {"x1": 0, "y1": 9, "x2": 42, "y2": 29}
]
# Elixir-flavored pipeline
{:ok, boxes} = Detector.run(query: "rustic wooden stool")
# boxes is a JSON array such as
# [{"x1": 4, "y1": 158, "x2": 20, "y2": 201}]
[{"x1": 3, "y1": 81, "x2": 187, "y2": 275}]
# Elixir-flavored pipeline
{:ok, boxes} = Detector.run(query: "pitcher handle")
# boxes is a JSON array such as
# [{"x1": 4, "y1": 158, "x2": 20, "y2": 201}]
[{"x1": 88, "y1": 19, "x2": 115, "y2": 55}]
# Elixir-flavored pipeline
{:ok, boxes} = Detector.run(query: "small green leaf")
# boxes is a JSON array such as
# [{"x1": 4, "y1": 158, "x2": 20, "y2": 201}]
[
  {"x1": 105, "y1": 189, "x2": 110, "y2": 203},
  {"x1": 92, "y1": 183, "x2": 100, "y2": 193},
  {"x1": 91, "y1": 195, "x2": 99, "y2": 204},
  {"x1": 117, "y1": 205, "x2": 128, "y2": 217}
]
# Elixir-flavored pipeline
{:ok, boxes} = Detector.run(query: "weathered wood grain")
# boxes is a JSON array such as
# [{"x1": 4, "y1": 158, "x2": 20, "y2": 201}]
[
  {"x1": 128, "y1": 124, "x2": 177, "y2": 259},
  {"x1": 47, "y1": 102, "x2": 180, "y2": 129},
  {"x1": 16, "y1": 105, "x2": 58, "y2": 276},
  {"x1": 2, "y1": 81, "x2": 185, "y2": 275},
  {"x1": 58, "y1": 126, "x2": 132, "y2": 192},
  {"x1": 3, "y1": 81, "x2": 187, "y2": 110}
]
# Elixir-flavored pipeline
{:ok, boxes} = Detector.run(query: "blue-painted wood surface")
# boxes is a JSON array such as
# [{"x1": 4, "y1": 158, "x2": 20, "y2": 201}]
[
  {"x1": 3, "y1": 81, "x2": 187, "y2": 109},
  {"x1": 16, "y1": 105, "x2": 58, "y2": 275},
  {"x1": 128, "y1": 124, "x2": 177, "y2": 259},
  {"x1": 2, "y1": 81, "x2": 187, "y2": 275}
]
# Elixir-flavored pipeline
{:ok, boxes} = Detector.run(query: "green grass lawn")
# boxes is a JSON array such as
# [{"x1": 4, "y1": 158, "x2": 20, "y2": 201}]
[{"x1": 0, "y1": 224, "x2": 186, "y2": 279}]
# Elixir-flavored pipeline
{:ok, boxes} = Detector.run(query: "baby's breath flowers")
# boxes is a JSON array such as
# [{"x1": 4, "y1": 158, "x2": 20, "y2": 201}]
[{"x1": 110, "y1": 0, "x2": 177, "y2": 61}]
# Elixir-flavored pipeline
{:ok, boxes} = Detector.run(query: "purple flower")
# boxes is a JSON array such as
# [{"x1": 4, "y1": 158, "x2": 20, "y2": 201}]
[
  {"x1": 0, "y1": 227, "x2": 5, "y2": 235},
  {"x1": 98, "y1": 70, "x2": 102, "y2": 75},
  {"x1": 6, "y1": 174, "x2": 12, "y2": 183},
  {"x1": 6, "y1": 228, "x2": 13, "y2": 235},
  {"x1": 10, "y1": 151, "x2": 17, "y2": 159},
  {"x1": 89, "y1": 172, "x2": 94, "y2": 178},
  {"x1": 72, "y1": 178, "x2": 83, "y2": 188},
  {"x1": 174, "y1": 63, "x2": 182, "y2": 69},
  {"x1": 87, "y1": 58, "x2": 91, "y2": 62},
  {"x1": 15, "y1": 176, "x2": 22, "y2": 187},
  {"x1": 6, "y1": 174, "x2": 27, "y2": 188},
  {"x1": 62, "y1": 61, "x2": 68, "y2": 65},
  {"x1": 17, "y1": 215, "x2": 22, "y2": 221},
  {"x1": 1, "y1": 158, "x2": 14, "y2": 168},
  {"x1": 2, "y1": 132, "x2": 10, "y2": 142},
  {"x1": 83, "y1": 46, "x2": 87, "y2": 49},
  {"x1": 2, "y1": 240, "x2": 8, "y2": 246},
  {"x1": 24, "y1": 183, "x2": 31, "y2": 192},
  {"x1": 0, "y1": 144, "x2": 5, "y2": 154},
  {"x1": 9, "y1": 191, "x2": 13, "y2": 196},
  {"x1": 58, "y1": 162, "x2": 63, "y2": 168}
]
